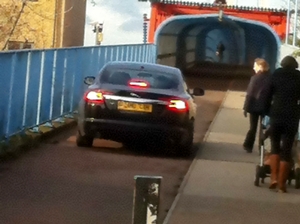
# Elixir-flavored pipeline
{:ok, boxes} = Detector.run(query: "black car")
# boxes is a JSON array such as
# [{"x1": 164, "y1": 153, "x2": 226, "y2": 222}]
[{"x1": 77, "y1": 61, "x2": 204, "y2": 155}]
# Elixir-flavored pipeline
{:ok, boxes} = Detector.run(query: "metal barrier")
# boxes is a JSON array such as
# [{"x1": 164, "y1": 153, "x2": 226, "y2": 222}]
[{"x1": 0, "y1": 44, "x2": 156, "y2": 141}]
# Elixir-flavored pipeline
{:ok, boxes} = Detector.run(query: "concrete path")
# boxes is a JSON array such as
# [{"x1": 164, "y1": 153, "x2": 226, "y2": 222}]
[{"x1": 164, "y1": 91, "x2": 300, "y2": 224}]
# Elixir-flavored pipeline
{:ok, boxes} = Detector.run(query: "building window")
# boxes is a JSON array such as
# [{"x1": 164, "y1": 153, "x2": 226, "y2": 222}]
[{"x1": 7, "y1": 41, "x2": 34, "y2": 50}]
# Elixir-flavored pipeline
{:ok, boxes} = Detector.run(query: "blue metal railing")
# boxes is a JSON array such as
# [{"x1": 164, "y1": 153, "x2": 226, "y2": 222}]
[{"x1": 0, "y1": 44, "x2": 156, "y2": 141}]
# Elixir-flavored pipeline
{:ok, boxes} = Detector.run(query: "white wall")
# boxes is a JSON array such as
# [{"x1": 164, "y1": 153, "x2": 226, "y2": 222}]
[
  {"x1": 157, "y1": 36, "x2": 177, "y2": 67},
  {"x1": 280, "y1": 44, "x2": 300, "y2": 65},
  {"x1": 185, "y1": 36, "x2": 196, "y2": 67}
]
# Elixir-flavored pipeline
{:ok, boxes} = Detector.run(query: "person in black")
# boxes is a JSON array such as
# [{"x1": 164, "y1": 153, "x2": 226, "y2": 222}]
[
  {"x1": 243, "y1": 58, "x2": 271, "y2": 153},
  {"x1": 266, "y1": 56, "x2": 300, "y2": 193},
  {"x1": 216, "y1": 42, "x2": 225, "y2": 62}
]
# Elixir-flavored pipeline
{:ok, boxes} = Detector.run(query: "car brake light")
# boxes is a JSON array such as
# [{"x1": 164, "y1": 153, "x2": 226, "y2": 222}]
[
  {"x1": 160, "y1": 98, "x2": 189, "y2": 112},
  {"x1": 84, "y1": 90, "x2": 111, "y2": 104},
  {"x1": 128, "y1": 79, "x2": 149, "y2": 88}
]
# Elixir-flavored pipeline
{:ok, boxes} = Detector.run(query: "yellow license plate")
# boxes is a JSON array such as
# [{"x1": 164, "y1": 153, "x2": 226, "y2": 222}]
[{"x1": 117, "y1": 101, "x2": 152, "y2": 113}]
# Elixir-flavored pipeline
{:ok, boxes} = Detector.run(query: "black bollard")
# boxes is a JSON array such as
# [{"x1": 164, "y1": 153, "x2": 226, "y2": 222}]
[{"x1": 132, "y1": 175, "x2": 163, "y2": 224}]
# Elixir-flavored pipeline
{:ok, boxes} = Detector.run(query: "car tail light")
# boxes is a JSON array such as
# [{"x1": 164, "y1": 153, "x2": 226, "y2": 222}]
[
  {"x1": 160, "y1": 98, "x2": 189, "y2": 112},
  {"x1": 128, "y1": 79, "x2": 149, "y2": 88},
  {"x1": 84, "y1": 90, "x2": 111, "y2": 104}
]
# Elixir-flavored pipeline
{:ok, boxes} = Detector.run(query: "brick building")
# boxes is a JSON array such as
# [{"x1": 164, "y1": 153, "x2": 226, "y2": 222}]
[{"x1": 0, "y1": 0, "x2": 87, "y2": 50}]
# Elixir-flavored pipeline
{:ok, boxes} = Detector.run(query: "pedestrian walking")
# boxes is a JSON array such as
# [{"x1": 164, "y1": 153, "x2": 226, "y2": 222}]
[
  {"x1": 266, "y1": 55, "x2": 300, "y2": 193},
  {"x1": 216, "y1": 42, "x2": 225, "y2": 63},
  {"x1": 243, "y1": 58, "x2": 271, "y2": 153}
]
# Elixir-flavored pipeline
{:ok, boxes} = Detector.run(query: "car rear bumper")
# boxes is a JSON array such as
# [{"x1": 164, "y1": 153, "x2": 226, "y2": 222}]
[{"x1": 81, "y1": 118, "x2": 188, "y2": 140}]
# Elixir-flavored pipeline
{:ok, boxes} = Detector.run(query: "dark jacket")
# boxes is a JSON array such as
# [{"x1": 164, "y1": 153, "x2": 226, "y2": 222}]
[
  {"x1": 266, "y1": 67, "x2": 300, "y2": 123},
  {"x1": 243, "y1": 71, "x2": 271, "y2": 115}
]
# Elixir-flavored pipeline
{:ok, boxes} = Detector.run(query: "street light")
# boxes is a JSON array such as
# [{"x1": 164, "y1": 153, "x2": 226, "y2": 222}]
[
  {"x1": 90, "y1": 21, "x2": 104, "y2": 45},
  {"x1": 143, "y1": 13, "x2": 149, "y2": 44},
  {"x1": 93, "y1": 23, "x2": 103, "y2": 33}
]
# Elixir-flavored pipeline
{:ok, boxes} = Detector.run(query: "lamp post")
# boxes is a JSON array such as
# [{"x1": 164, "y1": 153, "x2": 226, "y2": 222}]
[
  {"x1": 143, "y1": 13, "x2": 150, "y2": 44},
  {"x1": 286, "y1": 0, "x2": 292, "y2": 44},
  {"x1": 293, "y1": 0, "x2": 299, "y2": 46},
  {"x1": 92, "y1": 22, "x2": 104, "y2": 45}
]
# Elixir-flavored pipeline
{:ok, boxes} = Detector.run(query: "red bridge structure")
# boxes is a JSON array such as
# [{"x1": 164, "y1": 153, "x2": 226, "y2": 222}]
[
  {"x1": 140, "y1": 0, "x2": 288, "y2": 74},
  {"x1": 147, "y1": 1, "x2": 287, "y2": 43}
]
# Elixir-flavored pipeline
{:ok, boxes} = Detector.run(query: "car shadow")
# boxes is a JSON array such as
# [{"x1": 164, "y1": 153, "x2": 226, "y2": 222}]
[{"x1": 82, "y1": 138, "x2": 203, "y2": 160}]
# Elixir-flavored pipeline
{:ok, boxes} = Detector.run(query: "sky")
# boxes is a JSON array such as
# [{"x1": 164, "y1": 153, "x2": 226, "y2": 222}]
[{"x1": 83, "y1": 0, "x2": 284, "y2": 46}]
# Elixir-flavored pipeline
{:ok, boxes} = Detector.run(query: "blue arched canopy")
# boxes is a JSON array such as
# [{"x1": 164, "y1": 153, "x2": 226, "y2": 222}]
[{"x1": 155, "y1": 14, "x2": 281, "y2": 74}]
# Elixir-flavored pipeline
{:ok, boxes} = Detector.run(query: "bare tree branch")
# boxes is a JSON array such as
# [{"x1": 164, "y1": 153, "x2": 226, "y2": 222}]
[{"x1": 1, "y1": 1, "x2": 26, "y2": 50}]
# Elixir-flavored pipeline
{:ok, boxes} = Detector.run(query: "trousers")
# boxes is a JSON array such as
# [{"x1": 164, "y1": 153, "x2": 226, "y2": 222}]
[
  {"x1": 270, "y1": 120, "x2": 299, "y2": 162},
  {"x1": 243, "y1": 113, "x2": 260, "y2": 151}
]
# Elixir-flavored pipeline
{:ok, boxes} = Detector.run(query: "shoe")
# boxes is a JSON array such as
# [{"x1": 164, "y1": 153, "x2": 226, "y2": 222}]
[
  {"x1": 278, "y1": 161, "x2": 290, "y2": 193},
  {"x1": 269, "y1": 154, "x2": 280, "y2": 189}
]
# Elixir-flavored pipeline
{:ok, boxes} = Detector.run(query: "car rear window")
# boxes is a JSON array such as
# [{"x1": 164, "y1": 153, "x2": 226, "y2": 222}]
[{"x1": 99, "y1": 67, "x2": 180, "y2": 90}]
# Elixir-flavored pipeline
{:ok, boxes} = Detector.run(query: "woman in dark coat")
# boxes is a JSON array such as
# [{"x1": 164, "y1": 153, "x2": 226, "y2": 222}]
[
  {"x1": 266, "y1": 55, "x2": 300, "y2": 193},
  {"x1": 243, "y1": 58, "x2": 271, "y2": 153}
]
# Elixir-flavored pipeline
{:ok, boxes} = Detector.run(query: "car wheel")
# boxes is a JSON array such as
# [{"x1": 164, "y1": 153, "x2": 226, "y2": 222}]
[
  {"x1": 76, "y1": 131, "x2": 94, "y2": 147},
  {"x1": 176, "y1": 121, "x2": 194, "y2": 157}
]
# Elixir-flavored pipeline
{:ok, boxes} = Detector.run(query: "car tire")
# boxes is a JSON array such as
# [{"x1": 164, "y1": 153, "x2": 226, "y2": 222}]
[
  {"x1": 76, "y1": 131, "x2": 94, "y2": 147},
  {"x1": 176, "y1": 121, "x2": 194, "y2": 157}
]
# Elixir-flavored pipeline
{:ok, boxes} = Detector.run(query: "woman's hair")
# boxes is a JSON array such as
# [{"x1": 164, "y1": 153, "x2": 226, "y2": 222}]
[
  {"x1": 254, "y1": 58, "x2": 270, "y2": 71},
  {"x1": 280, "y1": 55, "x2": 298, "y2": 69}
]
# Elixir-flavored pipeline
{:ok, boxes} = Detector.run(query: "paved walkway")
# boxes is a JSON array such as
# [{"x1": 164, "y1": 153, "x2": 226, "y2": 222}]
[{"x1": 164, "y1": 91, "x2": 300, "y2": 224}]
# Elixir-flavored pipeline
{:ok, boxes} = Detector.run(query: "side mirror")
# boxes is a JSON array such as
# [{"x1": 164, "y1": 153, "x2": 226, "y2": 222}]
[
  {"x1": 84, "y1": 76, "x2": 96, "y2": 85},
  {"x1": 191, "y1": 87, "x2": 205, "y2": 96}
]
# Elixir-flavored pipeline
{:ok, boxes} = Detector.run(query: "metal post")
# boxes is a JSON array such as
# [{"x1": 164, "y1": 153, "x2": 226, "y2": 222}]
[
  {"x1": 132, "y1": 175, "x2": 163, "y2": 224},
  {"x1": 218, "y1": 2, "x2": 224, "y2": 21},
  {"x1": 293, "y1": 0, "x2": 298, "y2": 46},
  {"x1": 143, "y1": 13, "x2": 149, "y2": 44},
  {"x1": 95, "y1": 23, "x2": 99, "y2": 45},
  {"x1": 143, "y1": 22, "x2": 148, "y2": 44},
  {"x1": 286, "y1": 0, "x2": 291, "y2": 44},
  {"x1": 92, "y1": 22, "x2": 103, "y2": 46}
]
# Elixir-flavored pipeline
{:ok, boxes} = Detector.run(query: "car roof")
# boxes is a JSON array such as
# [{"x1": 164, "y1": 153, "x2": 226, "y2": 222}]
[{"x1": 104, "y1": 61, "x2": 181, "y2": 75}]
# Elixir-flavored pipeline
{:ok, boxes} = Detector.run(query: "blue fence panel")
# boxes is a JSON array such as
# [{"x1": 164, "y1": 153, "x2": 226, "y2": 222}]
[
  {"x1": 0, "y1": 54, "x2": 14, "y2": 139},
  {"x1": 39, "y1": 50, "x2": 55, "y2": 123},
  {"x1": 64, "y1": 49, "x2": 76, "y2": 113},
  {"x1": 83, "y1": 48, "x2": 95, "y2": 77},
  {"x1": 105, "y1": 46, "x2": 114, "y2": 64},
  {"x1": 79, "y1": 48, "x2": 95, "y2": 98},
  {"x1": 108, "y1": 47, "x2": 116, "y2": 62},
  {"x1": 0, "y1": 44, "x2": 156, "y2": 141},
  {"x1": 9, "y1": 52, "x2": 28, "y2": 135},
  {"x1": 72, "y1": 49, "x2": 84, "y2": 111},
  {"x1": 25, "y1": 51, "x2": 42, "y2": 128},
  {"x1": 90, "y1": 48, "x2": 99, "y2": 75},
  {"x1": 51, "y1": 50, "x2": 65, "y2": 119}
]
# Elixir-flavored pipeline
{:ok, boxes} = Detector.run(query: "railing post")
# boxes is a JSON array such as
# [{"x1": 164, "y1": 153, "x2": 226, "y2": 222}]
[
  {"x1": 292, "y1": 0, "x2": 298, "y2": 46},
  {"x1": 132, "y1": 175, "x2": 163, "y2": 224},
  {"x1": 285, "y1": 0, "x2": 291, "y2": 44}
]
